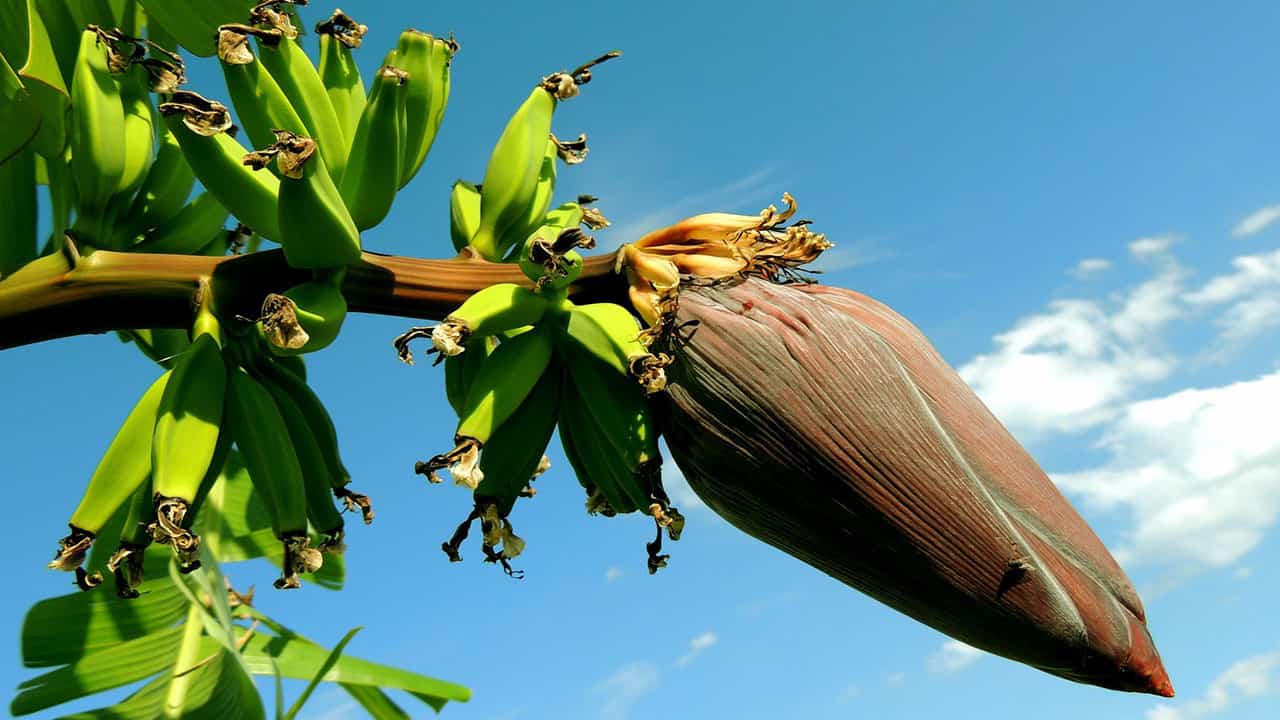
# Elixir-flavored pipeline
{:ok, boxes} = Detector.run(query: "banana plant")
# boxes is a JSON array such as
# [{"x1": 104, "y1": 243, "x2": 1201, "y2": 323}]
[{"x1": 13, "y1": 449, "x2": 469, "y2": 718}]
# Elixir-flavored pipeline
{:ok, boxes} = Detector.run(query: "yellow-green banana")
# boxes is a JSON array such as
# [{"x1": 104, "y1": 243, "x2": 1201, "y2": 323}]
[
  {"x1": 48, "y1": 369, "x2": 171, "y2": 573},
  {"x1": 104, "y1": 479, "x2": 155, "y2": 598},
  {"x1": 500, "y1": 136, "x2": 558, "y2": 260},
  {"x1": 517, "y1": 203, "x2": 591, "y2": 290},
  {"x1": 160, "y1": 92, "x2": 281, "y2": 241},
  {"x1": 69, "y1": 27, "x2": 125, "y2": 235},
  {"x1": 150, "y1": 322, "x2": 227, "y2": 568},
  {"x1": 449, "y1": 179, "x2": 480, "y2": 253},
  {"x1": 315, "y1": 9, "x2": 367, "y2": 141},
  {"x1": 444, "y1": 335, "x2": 495, "y2": 416},
  {"x1": 418, "y1": 325, "x2": 555, "y2": 489},
  {"x1": 224, "y1": 366, "x2": 321, "y2": 589},
  {"x1": 395, "y1": 30, "x2": 456, "y2": 188},
  {"x1": 258, "y1": 271, "x2": 348, "y2": 355},
  {"x1": 561, "y1": 301, "x2": 670, "y2": 394},
  {"x1": 123, "y1": 120, "x2": 195, "y2": 235},
  {"x1": 130, "y1": 191, "x2": 229, "y2": 254},
  {"x1": 217, "y1": 24, "x2": 309, "y2": 154},
  {"x1": 474, "y1": 359, "x2": 561, "y2": 516},
  {"x1": 339, "y1": 65, "x2": 406, "y2": 230},
  {"x1": 112, "y1": 65, "x2": 156, "y2": 209},
  {"x1": 253, "y1": 130, "x2": 361, "y2": 269},
  {"x1": 394, "y1": 283, "x2": 548, "y2": 361},
  {"x1": 557, "y1": 377, "x2": 640, "y2": 515},
  {"x1": 254, "y1": 29, "x2": 348, "y2": 181}
]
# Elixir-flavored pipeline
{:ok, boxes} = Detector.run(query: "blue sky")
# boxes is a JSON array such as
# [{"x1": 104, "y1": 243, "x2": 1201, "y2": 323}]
[{"x1": 3, "y1": 1, "x2": 1280, "y2": 718}]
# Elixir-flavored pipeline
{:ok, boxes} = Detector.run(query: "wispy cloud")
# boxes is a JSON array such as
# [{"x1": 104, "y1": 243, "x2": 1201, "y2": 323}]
[
  {"x1": 676, "y1": 631, "x2": 718, "y2": 667},
  {"x1": 605, "y1": 566, "x2": 623, "y2": 582},
  {"x1": 1070, "y1": 257, "x2": 1112, "y2": 278},
  {"x1": 926, "y1": 640, "x2": 985, "y2": 674},
  {"x1": 1146, "y1": 651, "x2": 1280, "y2": 720},
  {"x1": 594, "y1": 661, "x2": 661, "y2": 720},
  {"x1": 1185, "y1": 250, "x2": 1280, "y2": 344},
  {"x1": 1232, "y1": 205, "x2": 1280, "y2": 237},
  {"x1": 1130, "y1": 235, "x2": 1175, "y2": 259}
]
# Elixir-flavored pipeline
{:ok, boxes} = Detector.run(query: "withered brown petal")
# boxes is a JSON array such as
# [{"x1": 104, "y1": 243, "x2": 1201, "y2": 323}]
[{"x1": 658, "y1": 277, "x2": 1173, "y2": 697}]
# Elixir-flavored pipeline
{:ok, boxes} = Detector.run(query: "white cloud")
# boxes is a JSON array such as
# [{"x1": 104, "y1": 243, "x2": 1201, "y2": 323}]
[
  {"x1": 1185, "y1": 250, "x2": 1280, "y2": 344},
  {"x1": 1232, "y1": 205, "x2": 1280, "y2": 237},
  {"x1": 1146, "y1": 651, "x2": 1280, "y2": 720},
  {"x1": 676, "y1": 631, "x2": 718, "y2": 667},
  {"x1": 605, "y1": 567, "x2": 623, "y2": 582},
  {"x1": 958, "y1": 263, "x2": 1182, "y2": 436},
  {"x1": 1130, "y1": 235, "x2": 1174, "y2": 259},
  {"x1": 1235, "y1": 566, "x2": 1253, "y2": 580},
  {"x1": 1070, "y1": 257, "x2": 1112, "y2": 278},
  {"x1": 594, "y1": 661, "x2": 660, "y2": 720},
  {"x1": 927, "y1": 640, "x2": 985, "y2": 674},
  {"x1": 1053, "y1": 370, "x2": 1280, "y2": 575}
]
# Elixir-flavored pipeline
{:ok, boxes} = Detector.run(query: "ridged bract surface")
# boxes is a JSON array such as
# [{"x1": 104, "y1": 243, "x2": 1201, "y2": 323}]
[{"x1": 658, "y1": 277, "x2": 1172, "y2": 696}]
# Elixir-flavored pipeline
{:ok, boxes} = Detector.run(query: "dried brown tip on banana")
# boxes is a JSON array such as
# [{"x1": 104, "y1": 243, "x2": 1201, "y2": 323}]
[
  {"x1": 217, "y1": 24, "x2": 282, "y2": 64},
  {"x1": 551, "y1": 133, "x2": 589, "y2": 164},
  {"x1": 149, "y1": 497, "x2": 201, "y2": 572},
  {"x1": 581, "y1": 206, "x2": 610, "y2": 230},
  {"x1": 416, "y1": 437, "x2": 484, "y2": 488},
  {"x1": 49, "y1": 527, "x2": 94, "y2": 571},
  {"x1": 260, "y1": 293, "x2": 310, "y2": 350},
  {"x1": 585, "y1": 487, "x2": 617, "y2": 517},
  {"x1": 159, "y1": 91, "x2": 234, "y2": 136},
  {"x1": 314, "y1": 9, "x2": 369, "y2": 47},
  {"x1": 431, "y1": 319, "x2": 471, "y2": 357},
  {"x1": 275, "y1": 533, "x2": 323, "y2": 589},
  {"x1": 74, "y1": 567, "x2": 104, "y2": 592},
  {"x1": 317, "y1": 530, "x2": 346, "y2": 555},
  {"x1": 442, "y1": 508, "x2": 481, "y2": 562},
  {"x1": 540, "y1": 50, "x2": 622, "y2": 100},
  {"x1": 646, "y1": 525, "x2": 669, "y2": 575},
  {"x1": 107, "y1": 543, "x2": 147, "y2": 599},
  {"x1": 335, "y1": 486, "x2": 375, "y2": 524},
  {"x1": 628, "y1": 353, "x2": 672, "y2": 394},
  {"x1": 243, "y1": 130, "x2": 316, "y2": 178},
  {"x1": 250, "y1": 0, "x2": 301, "y2": 38}
]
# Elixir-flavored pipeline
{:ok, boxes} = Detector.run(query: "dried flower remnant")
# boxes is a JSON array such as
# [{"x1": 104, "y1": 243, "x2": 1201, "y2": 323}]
[{"x1": 655, "y1": 277, "x2": 1173, "y2": 697}]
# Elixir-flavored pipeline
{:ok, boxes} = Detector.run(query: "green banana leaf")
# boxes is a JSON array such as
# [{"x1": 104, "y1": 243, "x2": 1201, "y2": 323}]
[
  {"x1": 282, "y1": 627, "x2": 362, "y2": 720},
  {"x1": 0, "y1": 0, "x2": 70, "y2": 159},
  {"x1": 0, "y1": 51, "x2": 41, "y2": 164}
]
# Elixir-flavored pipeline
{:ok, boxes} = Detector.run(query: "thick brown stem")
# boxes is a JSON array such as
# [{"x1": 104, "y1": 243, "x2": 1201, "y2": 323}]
[{"x1": 0, "y1": 247, "x2": 625, "y2": 350}]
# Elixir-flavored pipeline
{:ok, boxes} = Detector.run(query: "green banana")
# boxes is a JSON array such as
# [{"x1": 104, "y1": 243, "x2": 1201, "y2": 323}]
[
  {"x1": 121, "y1": 327, "x2": 192, "y2": 367},
  {"x1": 258, "y1": 271, "x2": 348, "y2": 355},
  {"x1": 417, "y1": 325, "x2": 555, "y2": 489},
  {"x1": 150, "y1": 319, "x2": 227, "y2": 568},
  {"x1": 448, "y1": 179, "x2": 481, "y2": 253},
  {"x1": 339, "y1": 65, "x2": 406, "y2": 230},
  {"x1": 444, "y1": 335, "x2": 495, "y2": 416},
  {"x1": 113, "y1": 64, "x2": 156, "y2": 209},
  {"x1": 136, "y1": 0, "x2": 242, "y2": 57},
  {"x1": 517, "y1": 202, "x2": 592, "y2": 290},
  {"x1": 474, "y1": 359, "x2": 561, "y2": 517},
  {"x1": 48, "y1": 369, "x2": 171, "y2": 573},
  {"x1": 499, "y1": 136, "x2": 557, "y2": 260},
  {"x1": 254, "y1": 27, "x2": 349, "y2": 181},
  {"x1": 0, "y1": 147, "x2": 37, "y2": 277},
  {"x1": 246, "y1": 130, "x2": 361, "y2": 269},
  {"x1": 123, "y1": 120, "x2": 195, "y2": 235},
  {"x1": 315, "y1": 9, "x2": 367, "y2": 141},
  {"x1": 129, "y1": 191, "x2": 229, "y2": 254},
  {"x1": 160, "y1": 92, "x2": 282, "y2": 241},
  {"x1": 392, "y1": 283, "x2": 548, "y2": 363},
  {"x1": 557, "y1": 377, "x2": 639, "y2": 515},
  {"x1": 216, "y1": 24, "x2": 309, "y2": 154},
  {"x1": 395, "y1": 30, "x2": 457, "y2": 188},
  {"x1": 250, "y1": 350, "x2": 372, "y2": 524},
  {"x1": 69, "y1": 27, "x2": 125, "y2": 236},
  {"x1": 224, "y1": 365, "x2": 321, "y2": 589},
  {"x1": 561, "y1": 301, "x2": 671, "y2": 394}
]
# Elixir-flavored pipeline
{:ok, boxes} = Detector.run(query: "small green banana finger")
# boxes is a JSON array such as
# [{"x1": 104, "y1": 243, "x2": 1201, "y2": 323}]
[
  {"x1": 160, "y1": 91, "x2": 282, "y2": 241},
  {"x1": 254, "y1": 23, "x2": 349, "y2": 181},
  {"x1": 315, "y1": 9, "x2": 368, "y2": 141},
  {"x1": 444, "y1": 335, "x2": 495, "y2": 417},
  {"x1": 245, "y1": 130, "x2": 362, "y2": 269},
  {"x1": 104, "y1": 479, "x2": 155, "y2": 598},
  {"x1": 395, "y1": 30, "x2": 457, "y2": 188},
  {"x1": 562, "y1": 301, "x2": 672, "y2": 394},
  {"x1": 339, "y1": 65, "x2": 407, "y2": 231},
  {"x1": 69, "y1": 27, "x2": 126, "y2": 236},
  {"x1": 129, "y1": 192, "x2": 229, "y2": 254},
  {"x1": 418, "y1": 325, "x2": 554, "y2": 489},
  {"x1": 448, "y1": 179, "x2": 481, "y2": 253},
  {"x1": 224, "y1": 365, "x2": 322, "y2": 589},
  {"x1": 392, "y1": 283, "x2": 548, "y2": 363},
  {"x1": 474, "y1": 359, "x2": 562, "y2": 517},
  {"x1": 48, "y1": 369, "x2": 172, "y2": 573},
  {"x1": 149, "y1": 311, "x2": 228, "y2": 569},
  {"x1": 257, "y1": 270, "x2": 348, "y2": 355},
  {"x1": 216, "y1": 24, "x2": 310, "y2": 155},
  {"x1": 123, "y1": 120, "x2": 196, "y2": 235}
]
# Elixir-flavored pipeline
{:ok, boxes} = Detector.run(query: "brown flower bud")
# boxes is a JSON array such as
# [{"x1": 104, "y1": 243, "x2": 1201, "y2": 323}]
[{"x1": 657, "y1": 277, "x2": 1173, "y2": 697}]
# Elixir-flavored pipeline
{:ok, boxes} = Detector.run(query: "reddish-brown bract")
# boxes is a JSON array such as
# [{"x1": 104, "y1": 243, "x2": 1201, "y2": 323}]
[{"x1": 658, "y1": 278, "x2": 1173, "y2": 696}]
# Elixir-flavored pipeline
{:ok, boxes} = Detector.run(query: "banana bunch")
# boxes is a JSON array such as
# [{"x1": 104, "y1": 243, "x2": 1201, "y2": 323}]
[
  {"x1": 395, "y1": 205, "x2": 683, "y2": 576},
  {"x1": 48, "y1": 283, "x2": 373, "y2": 596},
  {"x1": 462, "y1": 52, "x2": 618, "y2": 261}
]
